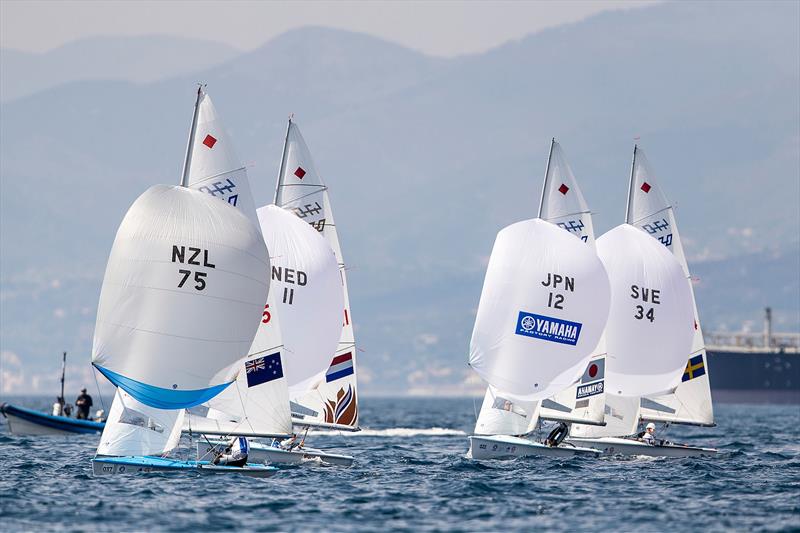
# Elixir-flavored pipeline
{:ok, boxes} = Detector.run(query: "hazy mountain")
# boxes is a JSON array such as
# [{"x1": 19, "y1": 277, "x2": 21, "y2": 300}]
[
  {"x1": 1, "y1": 2, "x2": 798, "y2": 395},
  {"x1": 0, "y1": 35, "x2": 240, "y2": 102}
]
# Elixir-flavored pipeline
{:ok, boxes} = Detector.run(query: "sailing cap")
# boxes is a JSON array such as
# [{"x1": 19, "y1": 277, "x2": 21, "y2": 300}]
[{"x1": 646, "y1": 422, "x2": 656, "y2": 430}]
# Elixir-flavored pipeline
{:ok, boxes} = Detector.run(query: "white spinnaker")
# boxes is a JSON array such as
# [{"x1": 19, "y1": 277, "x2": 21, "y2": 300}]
[
  {"x1": 597, "y1": 224, "x2": 695, "y2": 398},
  {"x1": 469, "y1": 218, "x2": 610, "y2": 399},
  {"x1": 274, "y1": 119, "x2": 359, "y2": 428},
  {"x1": 474, "y1": 386, "x2": 540, "y2": 436},
  {"x1": 257, "y1": 204, "x2": 343, "y2": 394},
  {"x1": 183, "y1": 88, "x2": 258, "y2": 225},
  {"x1": 97, "y1": 389, "x2": 184, "y2": 457},
  {"x1": 627, "y1": 147, "x2": 713, "y2": 425},
  {"x1": 92, "y1": 185, "x2": 269, "y2": 406},
  {"x1": 202, "y1": 286, "x2": 293, "y2": 437}
]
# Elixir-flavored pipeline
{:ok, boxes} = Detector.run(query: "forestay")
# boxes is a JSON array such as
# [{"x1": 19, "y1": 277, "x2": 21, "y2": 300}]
[
  {"x1": 274, "y1": 119, "x2": 360, "y2": 429},
  {"x1": 257, "y1": 204, "x2": 343, "y2": 395},
  {"x1": 596, "y1": 224, "x2": 694, "y2": 398},
  {"x1": 627, "y1": 147, "x2": 714, "y2": 426},
  {"x1": 97, "y1": 389, "x2": 184, "y2": 457},
  {"x1": 182, "y1": 88, "x2": 258, "y2": 225},
  {"x1": 469, "y1": 218, "x2": 610, "y2": 399},
  {"x1": 92, "y1": 185, "x2": 270, "y2": 409}
]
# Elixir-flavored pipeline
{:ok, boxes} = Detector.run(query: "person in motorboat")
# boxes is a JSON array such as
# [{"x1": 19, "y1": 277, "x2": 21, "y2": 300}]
[
  {"x1": 212, "y1": 436, "x2": 250, "y2": 467},
  {"x1": 75, "y1": 388, "x2": 93, "y2": 420},
  {"x1": 52, "y1": 396, "x2": 65, "y2": 417},
  {"x1": 640, "y1": 422, "x2": 657, "y2": 445}
]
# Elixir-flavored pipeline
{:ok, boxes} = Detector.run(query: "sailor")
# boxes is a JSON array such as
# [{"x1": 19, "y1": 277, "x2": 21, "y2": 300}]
[
  {"x1": 280, "y1": 433, "x2": 298, "y2": 451},
  {"x1": 75, "y1": 388, "x2": 93, "y2": 420},
  {"x1": 212, "y1": 436, "x2": 249, "y2": 467},
  {"x1": 641, "y1": 422, "x2": 657, "y2": 444}
]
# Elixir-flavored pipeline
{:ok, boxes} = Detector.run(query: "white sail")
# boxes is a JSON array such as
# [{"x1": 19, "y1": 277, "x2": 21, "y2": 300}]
[
  {"x1": 469, "y1": 218, "x2": 611, "y2": 399},
  {"x1": 97, "y1": 389, "x2": 184, "y2": 457},
  {"x1": 257, "y1": 204, "x2": 343, "y2": 395},
  {"x1": 596, "y1": 224, "x2": 695, "y2": 398},
  {"x1": 540, "y1": 353, "x2": 607, "y2": 426},
  {"x1": 627, "y1": 147, "x2": 714, "y2": 426},
  {"x1": 570, "y1": 393, "x2": 640, "y2": 438},
  {"x1": 200, "y1": 285, "x2": 293, "y2": 437},
  {"x1": 538, "y1": 140, "x2": 595, "y2": 245},
  {"x1": 274, "y1": 119, "x2": 360, "y2": 429},
  {"x1": 92, "y1": 185, "x2": 270, "y2": 409},
  {"x1": 182, "y1": 88, "x2": 258, "y2": 225},
  {"x1": 474, "y1": 385, "x2": 540, "y2": 436}
]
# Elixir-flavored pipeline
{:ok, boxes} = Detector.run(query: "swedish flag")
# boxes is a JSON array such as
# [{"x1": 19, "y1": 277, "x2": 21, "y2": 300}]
[{"x1": 682, "y1": 354, "x2": 706, "y2": 382}]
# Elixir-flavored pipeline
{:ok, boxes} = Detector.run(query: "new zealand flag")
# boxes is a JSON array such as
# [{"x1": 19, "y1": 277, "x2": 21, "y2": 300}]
[{"x1": 245, "y1": 352, "x2": 283, "y2": 387}]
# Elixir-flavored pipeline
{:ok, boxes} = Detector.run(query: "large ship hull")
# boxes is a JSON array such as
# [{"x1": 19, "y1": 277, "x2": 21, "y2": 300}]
[{"x1": 707, "y1": 348, "x2": 799, "y2": 402}]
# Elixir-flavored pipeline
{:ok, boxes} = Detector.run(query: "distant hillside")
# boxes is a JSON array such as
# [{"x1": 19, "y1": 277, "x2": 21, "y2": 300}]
[
  {"x1": 1, "y1": 2, "x2": 798, "y2": 394},
  {"x1": 0, "y1": 35, "x2": 240, "y2": 102}
]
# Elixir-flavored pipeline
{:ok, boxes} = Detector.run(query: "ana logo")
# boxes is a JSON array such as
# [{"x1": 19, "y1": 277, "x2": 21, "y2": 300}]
[
  {"x1": 576, "y1": 381, "x2": 604, "y2": 399},
  {"x1": 515, "y1": 311, "x2": 582, "y2": 346}
]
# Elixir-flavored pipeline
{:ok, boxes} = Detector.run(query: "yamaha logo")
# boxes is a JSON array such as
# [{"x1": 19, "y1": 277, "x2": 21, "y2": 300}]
[{"x1": 520, "y1": 316, "x2": 536, "y2": 332}]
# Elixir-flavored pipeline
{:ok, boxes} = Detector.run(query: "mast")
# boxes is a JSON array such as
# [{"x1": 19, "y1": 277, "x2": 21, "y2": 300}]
[
  {"x1": 60, "y1": 351, "x2": 66, "y2": 406},
  {"x1": 625, "y1": 144, "x2": 638, "y2": 224},
  {"x1": 273, "y1": 116, "x2": 293, "y2": 205},
  {"x1": 537, "y1": 138, "x2": 556, "y2": 218},
  {"x1": 180, "y1": 85, "x2": 204, "y2": 187}
]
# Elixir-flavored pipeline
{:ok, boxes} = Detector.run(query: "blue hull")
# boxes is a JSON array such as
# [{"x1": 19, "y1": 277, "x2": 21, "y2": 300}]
[
  {"x1": 0, "y1": 403, "x2": 105, "y2": 435},
  {"x1": 92, "y1": 455, "x2": 279, "y2": 477}
]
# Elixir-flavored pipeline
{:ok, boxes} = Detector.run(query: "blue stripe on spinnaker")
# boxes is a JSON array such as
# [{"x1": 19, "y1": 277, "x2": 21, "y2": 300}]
[{"x1": 93, "y1": 364, "x2": 231, "y2": 409}]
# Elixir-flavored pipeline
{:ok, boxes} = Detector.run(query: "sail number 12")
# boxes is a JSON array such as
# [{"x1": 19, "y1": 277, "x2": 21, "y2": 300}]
[{"x1": 172, "y1": 245, "x2": 215, "y2": 291}]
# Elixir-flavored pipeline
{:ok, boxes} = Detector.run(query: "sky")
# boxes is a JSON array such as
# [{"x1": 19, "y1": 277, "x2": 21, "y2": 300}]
[{"x1": 1, "y1": 0, "x2": 656, "y2": 57}]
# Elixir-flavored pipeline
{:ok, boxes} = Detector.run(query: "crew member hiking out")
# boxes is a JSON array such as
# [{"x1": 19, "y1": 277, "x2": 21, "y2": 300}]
[{"x1": 213, "y1": 436, "x2": 249, "y2": 467}]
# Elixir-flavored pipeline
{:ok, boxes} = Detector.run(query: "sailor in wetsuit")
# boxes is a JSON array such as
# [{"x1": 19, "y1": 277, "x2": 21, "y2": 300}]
[
  {"x1": 213, "y1": 436, "x2": 249, "y2": 467},
  {"x1": 641, "y1": 422, "x2": 657, "y2": 445}
]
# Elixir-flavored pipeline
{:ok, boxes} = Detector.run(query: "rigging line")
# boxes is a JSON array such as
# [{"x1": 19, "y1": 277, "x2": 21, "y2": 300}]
[
  {"x1": 281, "y1": 187, "x2": 329, "y2": 204},
  {"x1": 92, "y1": 366, "x2": 107, "y2": 414}
]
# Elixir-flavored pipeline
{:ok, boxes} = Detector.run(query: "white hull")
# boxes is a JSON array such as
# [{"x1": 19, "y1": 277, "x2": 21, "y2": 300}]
[
  {"x1": 197, "y1": 440, "x2": 354, "y2": 466},
  {"x1": 566, "y1": 437, "x2": 717, "y2": 457},
  {"x1": 468, "y1": 435, "x2": 600, "y2": 460}
]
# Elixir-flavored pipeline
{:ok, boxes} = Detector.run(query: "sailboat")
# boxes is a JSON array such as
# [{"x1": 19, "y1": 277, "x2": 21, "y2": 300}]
[
  {"x1": 467, "y1": 140, "x2": 612, "y2": 460},
  {"x1": 91, "y1": 87, "x2": 277, "y2": 476},
  {"x1": 254, "y1": 118, "x2": 361, "y2": 465},
  {"x1": 568, "y1": 146, "x2": 717, "y2": 457}
]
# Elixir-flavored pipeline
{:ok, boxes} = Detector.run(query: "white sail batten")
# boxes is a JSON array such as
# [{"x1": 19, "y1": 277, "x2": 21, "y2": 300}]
[
  {"x1": 257, "y1": 204, "x2": 344, "y2": 394},
  {"x1": 596, "y1": 224, "x2": 694, "y2": 398},
  {"x1": 92, "y1": 185, "x2": 270, "y2": 410},
  {"x1": 183, "y1": 89, "x2": 259, "y2": 226},
  {"x1": 627, "y1": 147, "x2": 714, "y2": 426},
  {"x1": 274, "y1": 120, "x2": 360, "y2": 429},
  {"x1": 469, "y1": 218, "x2": 611, "y2": 399},
  {"x1": 97, "y1": 389, "x2": 184, "y2": 457}
]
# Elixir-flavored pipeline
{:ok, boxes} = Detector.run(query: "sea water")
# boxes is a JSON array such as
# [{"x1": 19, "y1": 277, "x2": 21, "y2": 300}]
[{"x1": 0, "y1": 397, "x2": 798, "y2": 531}]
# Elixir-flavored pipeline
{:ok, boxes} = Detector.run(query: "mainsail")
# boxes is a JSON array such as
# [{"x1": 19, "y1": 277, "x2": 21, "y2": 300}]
[
  {"x1": 92, "y1": 185, "x2": 270, "y2": 410},
  {"x1": 181, "y1": 87, "x2": 258, "y2": 225},
  {"x1": 627, "y1": 147, "x2": 714, "y2": 426},
  {"x1": 469, "y1": 218, "x2": 610, "y2": 399},
  {"x1": 274, "y1": 119, "x2": 360, "y2": 429}
]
